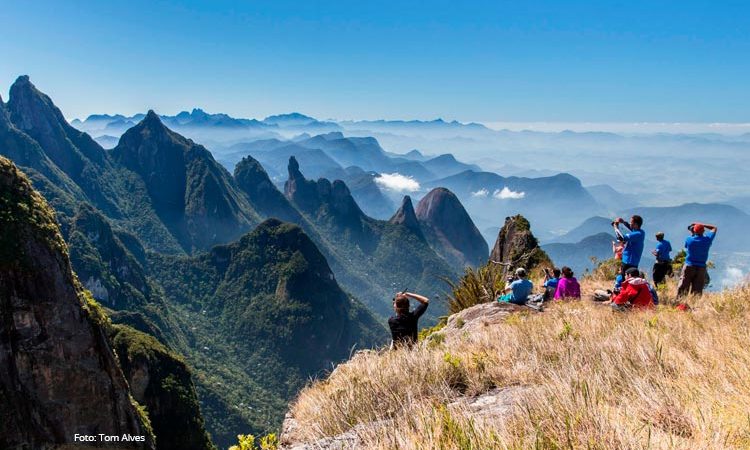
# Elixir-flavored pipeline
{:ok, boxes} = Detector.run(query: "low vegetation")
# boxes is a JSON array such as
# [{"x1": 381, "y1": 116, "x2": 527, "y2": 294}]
[{"x1": 289, "y1": 270, "x2": 750, "y2": 449}]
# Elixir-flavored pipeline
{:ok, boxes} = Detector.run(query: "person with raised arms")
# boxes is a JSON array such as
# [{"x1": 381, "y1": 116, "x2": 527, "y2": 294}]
[
  {"x1": 388, "y1": 291, "x2": 430, "y2": 348},
  {"x1": 677, "y1": 222, "x2": 718, "y2": 297}
]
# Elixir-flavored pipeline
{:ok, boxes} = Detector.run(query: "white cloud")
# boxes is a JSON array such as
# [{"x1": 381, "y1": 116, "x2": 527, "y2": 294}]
[
  {"x1": 374, "y1": 173, "x2": 421, "y2": 192},
  {"x1": 721, "y1": 266, "x2": 748, "y2": 289},
  {"x1": 471, "y1": 188, "x2": 489, "y2": 198},
  {"x1": 493, "y1": 187, "x2": 525, "y2": 200}
]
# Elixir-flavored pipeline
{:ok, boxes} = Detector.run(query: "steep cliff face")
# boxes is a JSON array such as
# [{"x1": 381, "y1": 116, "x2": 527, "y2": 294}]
[
  {"x1": 415, "y1": 187, "x2": 489, "y2": 269},
  {"x1": 110, "y1": 324, "x2": 216, "y2": 450},
  {"x1": 0, "y1": 156, "x2": 153, "y2": 449},
  {"x1": 113, "y1": 111, "x2": 259, "y2": 253},
  {"x1": 282, "y1": 157, "x2": 457, "y2": 319},
  {"x1": 148, "y1": 218, "x2": 386, "y2": 446},
  {"x1": 234, "y1": 155, "x2": 303, "y2": 224},
  {"x1": 6, "y1": 75, "x2": 120, "y2": 215},
  {"x1": 285, "y1": 156, "x2": 366, "y2": 226},
  {"x1": 489, "y1": 214, "x2": 552, "y2": 279},
  {"x1": 68, "y1": 203, "x2": 151, "y2": 308},
  {"x1": 389, "y1": 195, "x2": 424, "y2": 239}
]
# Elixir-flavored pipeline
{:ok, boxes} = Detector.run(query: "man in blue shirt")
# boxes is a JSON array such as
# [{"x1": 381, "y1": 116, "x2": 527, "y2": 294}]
[
  {"x1": 651, "y1": 231, "x2": 673, "y2": 285},
  {"x1": 613, "y1": 215, "x2": 645, "y2": 289},
  {"x1": 498, "y1": 268, "x2": 533, "y2": 305},
  {"x1": 677, "y1": 223, "x2": 717, "y2": 297}
]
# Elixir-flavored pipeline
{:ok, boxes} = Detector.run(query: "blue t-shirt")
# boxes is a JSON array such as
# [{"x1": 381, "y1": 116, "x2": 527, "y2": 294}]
[
  {"x1": 544, "y1": 278, "x2": 559, "y2": 289},
  {"x1": 685, "y1": 231, "x2": 716, "y2": 267},
  {"x1": 655, "y1": 239, "x2": 672, "y2": 262},
  {"x1": 509, "y1": 279, "x2": 533, "y2": 302},
  {"x1": 621, "y1": 229, "x2": 645, "y2": 267}
]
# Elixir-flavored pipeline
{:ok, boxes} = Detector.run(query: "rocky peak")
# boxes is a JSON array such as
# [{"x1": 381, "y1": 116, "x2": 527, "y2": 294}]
[
  {"x1": 285, "y1": 156, "x2": 320, "y2": 213},
  {"x1": 415, "y1": 187, "x2": 488, "y2": 268},
  {"x1": 0, "y1": 93, "x2": 10, "y2": 130},
  {"x1": 114, "y1": 114, "x2": 256, "y2": 252},
  {"x1": 234, "y1": 156, "x2": 302, "y2": 223},
  {"x1": 489, "y1": 214, "x2": 552, "y2": 279},
  {"x1": 6, "y1": 75, "x2": 107, "y2": 172},
  {"x1": 0, "y1": 156, "x2": 153, "y2": 448},
  {"x1": 285, "y1": 157, "x2": 365, "y2": 219},
  {"x1": 389, "y1": 195, "x2": 423, "y2": 238},
  {"x1": 7, "y1": 75, "x2": 66, "y2": 135}
]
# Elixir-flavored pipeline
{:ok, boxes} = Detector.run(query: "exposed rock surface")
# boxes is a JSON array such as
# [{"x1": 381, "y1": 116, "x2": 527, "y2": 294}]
[
  {"x1": 416, "y1": 187, "x2": 488, "y2": 269},
  {"x1": 110, "y1": 324, "x2": 216, "y2": 450},
  {"x1": 0, "y1": 156, "x2": 153, "y2": 449},
  {"x1": 388, "y1": 195, "x2": 424, "y2": 239},
  {"x1": 234, "y1": 155, "x2": 304, "y2": 224},
  {"x1": 489, "y1": 214, "x2": 553, "y2": 279},
  {"x1": 112, "y1": 110, "x2": 258, "y2": 252},
  {"x1": 441, "y1": 301, "x2": 525, "y2": 342},
  {"x1": 284, "y1": 156, "x2": 366, "y2": 227}
]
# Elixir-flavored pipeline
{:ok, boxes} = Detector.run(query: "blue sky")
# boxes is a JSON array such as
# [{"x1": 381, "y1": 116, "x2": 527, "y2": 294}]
[{"x1": 2, "y1": 0, "x2": 749, "y2": 122}]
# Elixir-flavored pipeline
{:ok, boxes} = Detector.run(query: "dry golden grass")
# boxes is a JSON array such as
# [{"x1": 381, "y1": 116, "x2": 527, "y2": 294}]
[{"x1": 289, "y1": 277, "x2": 750, "y2": 449}]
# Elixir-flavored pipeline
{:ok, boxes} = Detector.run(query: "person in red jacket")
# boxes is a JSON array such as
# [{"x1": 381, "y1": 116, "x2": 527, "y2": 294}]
[{"x1": 611, "y1": 267, "x2": 655, "y2": 309}]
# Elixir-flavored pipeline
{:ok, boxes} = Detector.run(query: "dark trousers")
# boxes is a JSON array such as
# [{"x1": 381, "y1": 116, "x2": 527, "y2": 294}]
[
  {"x1": 652, "y1": 261, "x2": 672, "y2": 285},
  {"x1": 677, "y1": 265, "x2": 707, "y2": 297}
]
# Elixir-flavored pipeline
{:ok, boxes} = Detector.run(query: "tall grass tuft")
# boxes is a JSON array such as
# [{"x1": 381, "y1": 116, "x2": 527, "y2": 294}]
[{"x1": 443, "y1": 264, "x2": 505, "y2": 314}]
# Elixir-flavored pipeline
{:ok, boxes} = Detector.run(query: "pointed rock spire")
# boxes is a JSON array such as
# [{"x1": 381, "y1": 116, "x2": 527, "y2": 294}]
[
  {"x1": 489, "y1": 214, "x2": 552, "y2": 279},
  {"x1": 389, "y1": 195, "x2": 424, "y2": 238}
]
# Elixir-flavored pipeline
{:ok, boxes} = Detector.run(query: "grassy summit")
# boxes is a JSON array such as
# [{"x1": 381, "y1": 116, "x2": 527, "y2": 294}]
[{"x1": 286, "y1": 273, "x2": 750, "y2": 449}]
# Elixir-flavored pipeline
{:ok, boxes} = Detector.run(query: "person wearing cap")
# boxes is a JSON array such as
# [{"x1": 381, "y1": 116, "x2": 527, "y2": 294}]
[
  {"x1": 677, "y1": 222, "x2": 718, "y2": 297},
  {"x1": 388, "y1": 291, "x2": 430, "y2": 348},
  {"x1": 651, "y1": 231, "x2": 673, "y2": 285},
  {"x1": 498, "y1": 268, "x2": 533, "y2": 305},
  {"x1": 611, "y1": 267, "x2": 655, "y2": 309}
]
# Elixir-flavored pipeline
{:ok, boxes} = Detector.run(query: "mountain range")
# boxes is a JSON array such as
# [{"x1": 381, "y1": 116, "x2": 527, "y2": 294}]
[{"x1": 0, "y1": 76, "x2": 491, "y2": 448}]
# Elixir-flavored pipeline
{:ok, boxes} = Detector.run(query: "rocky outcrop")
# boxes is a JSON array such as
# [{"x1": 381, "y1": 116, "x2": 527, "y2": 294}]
[
  {"x1": 110, "y1": 324, "x2": 216, "y2": 450},
  {"x1": 284, "y1": 156, "x2": 370, "y2": 246},
  {"x1": 388, "y1": 195, "x2": 424, "y2": 239},
  {"x1": 415, "y1": 187, "x2": 488, "y2": 269},
  {"x1": 234, "y1": 155, "x2": 303, "y2": 224},
  {"x1": 284, "y1": 156, "x2": 366, "y2": 222},
  {"x1": 68, "y1": 203, "x2": 151, "y2": 308},
  {"x1": 0, "y1": 156, "x2": 153, "y2": 449},
  {"x1": 112, "y1": 111, "x2": 258, "y2": 252},
  {"x1": 489, "y1": 214, "x2": 552, "y2": 279}
]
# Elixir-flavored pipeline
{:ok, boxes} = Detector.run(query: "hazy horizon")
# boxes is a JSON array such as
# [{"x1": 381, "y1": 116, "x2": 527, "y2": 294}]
[{"x1": 3, "y1": 1, "x2": 749, "y2": 123}]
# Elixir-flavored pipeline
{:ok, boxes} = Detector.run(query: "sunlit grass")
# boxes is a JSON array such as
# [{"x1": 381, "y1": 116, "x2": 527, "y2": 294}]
[{"x1": 289, "y1": 278, "x2": 750, "y2": 449}]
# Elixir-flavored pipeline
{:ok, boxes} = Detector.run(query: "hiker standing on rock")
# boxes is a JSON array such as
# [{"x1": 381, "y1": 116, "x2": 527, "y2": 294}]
[
  {"x1": 651, "y1": 231, "x2": 673, "y2": 285},
  {"x1": 388, "y1": 291, "x2": 430, "y2": 348},
  {"x1": 612, "y1": 215, "x2": 645, "y2": 290},
  {"x1": 677, "y1": 223, "x2": 718, "y2": 297}
]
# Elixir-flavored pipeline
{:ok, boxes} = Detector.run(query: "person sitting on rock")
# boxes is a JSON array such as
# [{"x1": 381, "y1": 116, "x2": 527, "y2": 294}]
[
  {"x1": 498, "y1": 268, "x2": 533, "y2": 305},
  {"x1": 611, "y1": 267, "x2": 655, "y2": 309},
  {"x1": 542, "y1": 267, "x2": 561, "y2": 301},
  {"x1": 388, "y1": 291, "x2": 429, "y2": 348},
  {"x1": 554, "y1": 266, "x2": 581, "y2": 300}
]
